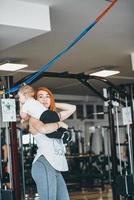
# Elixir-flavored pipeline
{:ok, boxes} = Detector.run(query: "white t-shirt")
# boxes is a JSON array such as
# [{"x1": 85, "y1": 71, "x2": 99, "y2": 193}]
[
  {"x1": 21, "y1": 98, "x2": 47, "y2": 119},
  {"x1": 33, "y1": 133, "x2": 68, "y2": 171}
]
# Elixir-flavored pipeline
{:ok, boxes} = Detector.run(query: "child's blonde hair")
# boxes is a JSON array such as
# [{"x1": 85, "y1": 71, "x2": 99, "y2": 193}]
[{"x1": 18, "y1": 85, "x2": 34, "y2": 98}]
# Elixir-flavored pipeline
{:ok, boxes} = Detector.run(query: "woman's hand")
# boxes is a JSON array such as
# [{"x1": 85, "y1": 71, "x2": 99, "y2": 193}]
[{"x1": 58, "y1": 121, "x2": 68, "y2": 129}]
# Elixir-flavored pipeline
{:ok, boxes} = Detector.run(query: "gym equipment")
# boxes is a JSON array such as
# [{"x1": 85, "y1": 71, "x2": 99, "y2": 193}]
[
  {"x1": 0, "y1": 76, "x2": 21, "y2": 200},
  {"x1": 106, "y1": 84, "x2": 134, "y2": 200},
  {"x1": 1, "y1": 189, "x2": 14, "y2": 200}
]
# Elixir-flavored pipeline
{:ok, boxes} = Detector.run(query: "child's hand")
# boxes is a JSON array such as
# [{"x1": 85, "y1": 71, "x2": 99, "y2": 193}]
[
  {"x1": 20, "y1": 114, "x2": 30, "y2": 123},
  {"x1": 21, "y1": 119, "x2": 25, "y2": 123}
]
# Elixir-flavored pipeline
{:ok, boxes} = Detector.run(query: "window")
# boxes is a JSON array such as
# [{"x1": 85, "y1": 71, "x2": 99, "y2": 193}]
[
  {"x1": 76, "y1": 104, "x2": 84, "y2": 119},
  {"x1": 96, "y1": 105, "x2": 104, "y2": 119},
  {"x1": 86, "y1": 105, "x2": 94, "y2": 119}
]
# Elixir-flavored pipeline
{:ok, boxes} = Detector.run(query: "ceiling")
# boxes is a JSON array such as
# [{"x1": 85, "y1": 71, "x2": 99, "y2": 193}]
[{"x1": 0, "y1": 0, "x2": 134, "y2": 97}]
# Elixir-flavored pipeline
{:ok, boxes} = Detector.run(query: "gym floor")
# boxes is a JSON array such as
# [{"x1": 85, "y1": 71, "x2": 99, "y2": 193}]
[
  {"x1": 70, "y1": 188, "x2": 113, "y2": 200},
  {"x1": 25, "y1": 186, "x2": 113, "y2": 200}
]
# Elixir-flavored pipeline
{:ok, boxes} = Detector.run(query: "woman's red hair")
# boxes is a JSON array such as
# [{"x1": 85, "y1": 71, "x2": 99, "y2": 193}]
[{"x1": 34, "y1": 87, "x2": 56, "y2": 111}]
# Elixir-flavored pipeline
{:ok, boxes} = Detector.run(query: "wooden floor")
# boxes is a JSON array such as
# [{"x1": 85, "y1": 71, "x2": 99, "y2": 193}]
[
  {"x1": 70, "y1": 187, "x2": 113, "y2": 200},
  {"x1": 25, "y1": 186, "x2": 113, "y2": 200}
]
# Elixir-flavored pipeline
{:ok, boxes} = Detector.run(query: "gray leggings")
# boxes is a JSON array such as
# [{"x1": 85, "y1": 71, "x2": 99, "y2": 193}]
[{"x1": 31, "y1": 155, "x2": 69, "y2": 200}]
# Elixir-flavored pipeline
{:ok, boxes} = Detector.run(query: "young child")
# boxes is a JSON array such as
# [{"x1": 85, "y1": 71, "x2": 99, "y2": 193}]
[{"x1": 18, "y1": 85, "x2": 71, "y2": 143}]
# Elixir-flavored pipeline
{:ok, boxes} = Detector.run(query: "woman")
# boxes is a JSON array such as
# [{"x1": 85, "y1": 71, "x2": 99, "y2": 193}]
[{"x1": 28, "y1": 87, "x2": 76, "y2": 200}]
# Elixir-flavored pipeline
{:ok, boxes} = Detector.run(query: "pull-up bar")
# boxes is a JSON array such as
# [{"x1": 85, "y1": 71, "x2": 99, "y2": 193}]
[{"x1": 14, "y1": 71, "x2": 128, "y2": 101}]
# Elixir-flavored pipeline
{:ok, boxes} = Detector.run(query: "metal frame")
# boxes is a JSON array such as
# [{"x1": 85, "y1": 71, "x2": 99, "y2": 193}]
[{"x1": 0, "y1": 76, "x2": 21, "y2": 200}]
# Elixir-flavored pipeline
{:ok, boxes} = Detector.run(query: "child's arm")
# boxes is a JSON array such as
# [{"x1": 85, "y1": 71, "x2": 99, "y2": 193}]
[{"x1": 55, "y1": 103, "x2": 76, "y2": 121}]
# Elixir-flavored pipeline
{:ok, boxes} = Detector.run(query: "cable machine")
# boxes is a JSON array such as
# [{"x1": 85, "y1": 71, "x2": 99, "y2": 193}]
[{"x1": 106, "y1": 84, "x2": 134, "y2": 200}]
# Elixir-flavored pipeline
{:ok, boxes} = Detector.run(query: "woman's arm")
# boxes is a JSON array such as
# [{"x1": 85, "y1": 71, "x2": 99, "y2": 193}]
[
  {"x1": 29, "y1": 117, "x2": 68, "y2": 135},
  {"x1": 55, "y1": 103, "x2": 76, "y2": 121}
]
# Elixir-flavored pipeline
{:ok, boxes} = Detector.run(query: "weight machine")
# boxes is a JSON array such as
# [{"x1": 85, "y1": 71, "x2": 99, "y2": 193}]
[{"x1": 105, "y1": 84, "x2": 134, "y2": 200}]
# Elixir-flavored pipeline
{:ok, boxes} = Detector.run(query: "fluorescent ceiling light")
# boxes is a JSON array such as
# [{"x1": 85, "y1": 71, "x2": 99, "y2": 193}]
[
  {"x1": 90, "y1": 70, "x2": 120, "y2": 77},
  {"x1": 0, "y1": 63, "x2": 28, "y2": 71}
]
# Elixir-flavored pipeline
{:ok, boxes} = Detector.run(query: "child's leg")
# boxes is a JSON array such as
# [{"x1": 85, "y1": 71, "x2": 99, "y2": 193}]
[
  {"x1": 40, "y1": 110, "x2": 71, "y2": 143},
  {"x1": 46, "y1": 127, "x2": 72, "y2": 144},
  {"x1": 40, "y1": 110, "x2": 63, "y2": 138},
  {"x1": 46, "y1": 129, "x2": 63, "y2": 139}
]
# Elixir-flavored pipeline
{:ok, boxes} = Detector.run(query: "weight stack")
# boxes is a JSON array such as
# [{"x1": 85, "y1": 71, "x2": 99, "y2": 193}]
[{"x1": 115, "y1": 175, "x2": 134, "y2": 196}]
